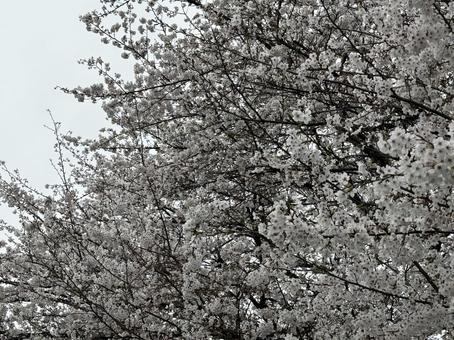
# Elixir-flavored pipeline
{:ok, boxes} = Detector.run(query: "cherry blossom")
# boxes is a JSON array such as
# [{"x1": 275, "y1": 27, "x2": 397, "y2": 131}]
[{"x1": 0, "y1": 0, "x2": 453, "y2": 338}]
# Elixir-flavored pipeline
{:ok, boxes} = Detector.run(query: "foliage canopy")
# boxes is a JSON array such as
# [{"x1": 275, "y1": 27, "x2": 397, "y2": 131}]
[{"x1": 1, "y1": 0, "x2": 453, "y2": 338}]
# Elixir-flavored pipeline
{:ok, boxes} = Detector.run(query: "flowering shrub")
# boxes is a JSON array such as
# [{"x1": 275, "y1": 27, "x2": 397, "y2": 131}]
[{"x1": 0, "y1": 0, "x2": 453, "y2": 338}]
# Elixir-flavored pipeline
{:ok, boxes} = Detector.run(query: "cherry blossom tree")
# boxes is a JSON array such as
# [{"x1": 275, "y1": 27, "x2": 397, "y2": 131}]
[{"x1": 1, "y1": 0, "x2": 453, "y2": 338}]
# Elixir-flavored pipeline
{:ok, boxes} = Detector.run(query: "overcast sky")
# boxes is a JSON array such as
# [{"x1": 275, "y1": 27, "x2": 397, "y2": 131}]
[{"x1": 0, "y1": 1, "x2": 128, "y2": 224}]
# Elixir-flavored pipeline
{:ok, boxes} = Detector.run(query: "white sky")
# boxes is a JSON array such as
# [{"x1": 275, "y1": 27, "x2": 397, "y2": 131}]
[{"x1": 0, "y1": 1, "x2": 129, "y2": 225}]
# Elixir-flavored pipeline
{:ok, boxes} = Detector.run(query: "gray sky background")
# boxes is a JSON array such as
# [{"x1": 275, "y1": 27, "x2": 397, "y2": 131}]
[{"x1": 0, "y1": 1, "x2": 128, "y2": 225}]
